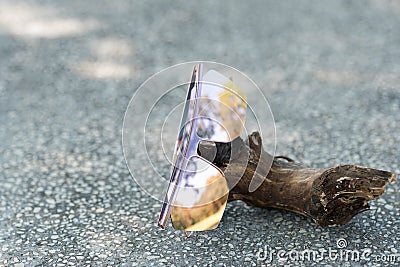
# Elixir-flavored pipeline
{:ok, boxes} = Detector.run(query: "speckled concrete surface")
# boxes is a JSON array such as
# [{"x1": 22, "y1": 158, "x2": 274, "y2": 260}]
[{"x1": 0, "y1": 0, "x2": 399, "y2": 266}]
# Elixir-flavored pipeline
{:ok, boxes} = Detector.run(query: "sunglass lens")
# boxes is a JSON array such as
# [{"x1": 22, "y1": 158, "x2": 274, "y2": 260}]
[{"x1": 170, "y1": 155, "x2": 228, "y2": 231}]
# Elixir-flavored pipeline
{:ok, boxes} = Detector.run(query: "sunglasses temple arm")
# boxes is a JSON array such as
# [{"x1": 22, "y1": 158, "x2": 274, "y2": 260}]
[{"x1": 158, "y1": 164, "x2": 181, "y2": 228}]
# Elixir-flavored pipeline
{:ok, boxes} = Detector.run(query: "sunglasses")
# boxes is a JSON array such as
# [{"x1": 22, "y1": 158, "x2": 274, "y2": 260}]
[{"x1": 158, "y1": 63, "x2": 247, "y2": 233}]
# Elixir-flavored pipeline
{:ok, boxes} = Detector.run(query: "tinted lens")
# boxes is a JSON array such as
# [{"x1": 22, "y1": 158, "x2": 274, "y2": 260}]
[
  {"x1": 170, "y1": 156, "x2": 228, "y2": 231},
  {"x1": 196, "y1": 70, "x2": 247, "y2": 142}
]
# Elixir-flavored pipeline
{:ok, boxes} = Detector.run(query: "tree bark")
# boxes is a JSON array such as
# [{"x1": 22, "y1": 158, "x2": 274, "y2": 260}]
[{"x1": 198, "y1": 132, "x2": 397, "y2": 226}]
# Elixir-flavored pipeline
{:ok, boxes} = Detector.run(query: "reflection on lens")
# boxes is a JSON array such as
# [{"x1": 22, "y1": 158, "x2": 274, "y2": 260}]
[
  {"x1": 170, "y1": 156, "x2": 229, "y2": 231},
  {"x1": 196, "y1": 70, "x2": 247, "y2": 142}
]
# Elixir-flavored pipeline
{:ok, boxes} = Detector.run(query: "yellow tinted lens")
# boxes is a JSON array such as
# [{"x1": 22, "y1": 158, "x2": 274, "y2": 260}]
[
  {"x1": 170, "y1": 156, "x2": 228, "y2": 231},
  {"x1": 196, "y1": 70, "x2": 247, "y2": 142}
]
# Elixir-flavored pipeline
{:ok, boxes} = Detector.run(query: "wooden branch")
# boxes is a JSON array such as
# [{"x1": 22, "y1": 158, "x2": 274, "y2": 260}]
[{"x1": 198, "y1": 132, "x2": 396, "y2": 226}]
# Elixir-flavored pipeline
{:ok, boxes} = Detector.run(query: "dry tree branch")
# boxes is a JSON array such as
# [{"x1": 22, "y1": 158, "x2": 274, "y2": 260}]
[{"x1": 199, "y1": 132, "x2": 396, "y2": 226}]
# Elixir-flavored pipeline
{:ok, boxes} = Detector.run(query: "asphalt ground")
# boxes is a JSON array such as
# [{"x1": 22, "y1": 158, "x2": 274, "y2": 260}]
[{"x1": 0, "y1": 0, "x2": 399, "y2": 266}]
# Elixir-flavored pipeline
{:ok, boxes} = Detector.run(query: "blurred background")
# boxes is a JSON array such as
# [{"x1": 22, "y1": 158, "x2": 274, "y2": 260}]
[{"x1": 0, "y1": 0, "x2": 399, "y2": 266}]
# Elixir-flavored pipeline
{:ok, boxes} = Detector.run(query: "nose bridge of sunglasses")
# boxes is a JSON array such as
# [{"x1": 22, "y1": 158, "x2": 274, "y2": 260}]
[{"x1": 197, "y1": 140, "x2": 217, "y2": 163}]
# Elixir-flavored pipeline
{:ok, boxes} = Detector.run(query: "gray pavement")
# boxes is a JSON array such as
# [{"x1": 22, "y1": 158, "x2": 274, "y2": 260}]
[{"x1": 0, "y1": 0, "x2": 399, "y2": 266}]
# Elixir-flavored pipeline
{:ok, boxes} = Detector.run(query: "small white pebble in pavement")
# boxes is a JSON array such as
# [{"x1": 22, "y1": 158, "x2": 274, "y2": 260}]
[
  {"x1": 96, "y1": 208, "x2": 105, "y2": 213},
  {"x1": 384, "y1": 204, "x2": 393, "y2": 210},
  {"x1": 33, "y1": 207, "x2": 41, "y2": 213},
  {"x1": 46, "y1": 199, "x2": 56, "y2": 204}
]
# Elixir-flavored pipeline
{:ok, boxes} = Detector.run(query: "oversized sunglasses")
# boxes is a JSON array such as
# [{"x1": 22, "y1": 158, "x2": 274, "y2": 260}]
[{"x1": 158, "y1": 63, "x2": 247, "y2": 233}]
